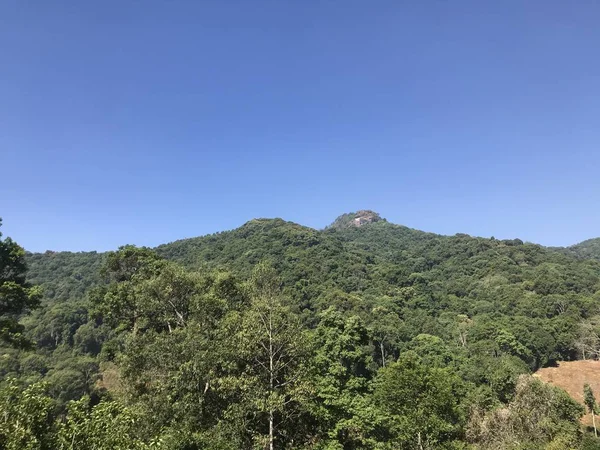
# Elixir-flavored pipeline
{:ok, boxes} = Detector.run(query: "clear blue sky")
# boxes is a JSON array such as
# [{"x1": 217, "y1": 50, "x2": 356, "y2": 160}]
[{"x1": 2, "y1": 1, "x2": 599, "y2": 252}]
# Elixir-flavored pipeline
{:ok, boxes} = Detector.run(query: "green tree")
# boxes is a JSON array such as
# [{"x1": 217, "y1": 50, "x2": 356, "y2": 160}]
[
  {"x1": 115, "y1": 268, "x2": 235, "y2": 443},
  {"x1": 311, "y1": 307, "x2": 377, "y2": 448},
  {"x1": 0, "y1": 379, "x2": 55, "y2": 450},
  {"x1": 91, "y1": 245, "x2": 164, "y2": 334},
  {"x1": 585, "y1": 384, "x2": 598, "y2": 438},
  {"x1": 45, "y1": 356, "x2": 100, "y2": 405},
  {"x1": 0, "y1": 219, "x2": 41, "y2": 346},
  {"x1": 228, "y1": 262, "x2": 312, "y2": 449},
  {"x1": 57, "y1": 396, "x2": 148, "y2": 449},
  {"x1": 368, "y1": 301, "x2": 402, "y2": 368},
  {"x1": 373, "y1": 352, "x2": 464, "y2": 449},
  {"x1": 135, "y1": 262, "x2": 211, "y2": 332},
  {"x1": 406, "y1": 334, "x2": 455, "y2": 368}
]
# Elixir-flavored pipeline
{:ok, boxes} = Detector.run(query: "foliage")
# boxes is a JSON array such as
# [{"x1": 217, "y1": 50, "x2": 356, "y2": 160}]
[
  {"x1": 223, "y1": 263, "x2": 314, "y2": 448},
  {"x1": 0, "y1": 379, "x2": 55, "y2": 450},
  {"x1": 585, "y1": 384, "x2": 598, "y2": 415},
  {"x1": 467, "y1": 375, "x2": 584, "y2": 449},
  {"x1": 0, "y1": 219, "x2": 42, "y2": 347},
  {"x1": 373, "y1": 352, "x2": 466, "y2": 449},
  {"x1": 585, "y1": 383, "x2": 599, "y2": 438},
  {"x1": 2, "y1": 214, "x2": 600, "y2": 448},
  {"x1": 310, "y1": 308, "x2": 377, "y2": 448},
  {"x1": 56, "y1": 396, "x2": 149, "y2": 450},
  {"x1": 558, "y1": 238, "x2": 600, "y2": 261}
]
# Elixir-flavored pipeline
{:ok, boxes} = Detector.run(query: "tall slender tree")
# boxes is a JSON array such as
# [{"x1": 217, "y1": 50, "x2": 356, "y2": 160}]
[
  {"x1": 233, "y1": 262, "x2": 312, "y2": 449},
  {"x1": 584, "y1": 383, "x2": 598, "y2": 437}
]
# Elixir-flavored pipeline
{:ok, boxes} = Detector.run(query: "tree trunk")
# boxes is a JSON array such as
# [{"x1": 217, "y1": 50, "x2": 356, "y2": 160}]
[
  {"x1": 459, "y1": 330, "x2": 467, "y2": 347},
  {"x1": 380, "y1": 341, "x2": 386, "y2": 367},
  {"x1": 269, "y1": 408, "x2": 274, "y2": 450},
  {"x1": 133, "y1": 312, "x2": 139, "y2": 336},
  {"x1": 593, "y1": 410, "x2": 597, "y2": 438}
]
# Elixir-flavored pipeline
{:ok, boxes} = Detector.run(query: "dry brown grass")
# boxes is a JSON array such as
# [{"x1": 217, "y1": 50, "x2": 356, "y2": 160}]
[
  {"x1": 95, "y1": 361, "x2": 125, "y2": 395},
  {"x1": 535, "y1": 360, "x2": 600, "y2": 426}
]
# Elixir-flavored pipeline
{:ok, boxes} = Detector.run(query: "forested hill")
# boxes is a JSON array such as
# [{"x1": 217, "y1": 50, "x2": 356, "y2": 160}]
[
  {"x1": 6, "y1": 212, "x2": 600, "y2": 448},
  {"x1": 555, "y1": 238, "x2": 600, "y2": 261},
  {"x1": 23, "y1": 212, "x2": 600, "y2": 369},
  {"x1": 26, "y1": 214, "x2": 429, "y2": 301},
  {"x1": 26, "y1": 212, "x2": 600, "y2": 308}
]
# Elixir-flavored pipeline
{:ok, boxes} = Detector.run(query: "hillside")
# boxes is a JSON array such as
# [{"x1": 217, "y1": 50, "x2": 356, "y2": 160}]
[
  {"x1": 24, "y1": 213, "x2": 600, "y2": 369},
  {"x1": 536, "y1": 360, "x2": 600, "y2": 427},
  {"x1": 6, "y1": 211, "x2": 600, "y2": 448},
  {"x1": 27, "y1": 215, "x2": 600, "y2": 323},
  {"x1": 558, "y1": 238, "x2": 600, "y2": 261},
  {"x1": 26, "y1": 250, "x2": 104, "y2": 302}
]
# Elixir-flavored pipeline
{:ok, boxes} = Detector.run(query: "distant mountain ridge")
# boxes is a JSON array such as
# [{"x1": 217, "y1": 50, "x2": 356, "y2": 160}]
[
  {"x1": 13, "y1": 210, "x2": 600, "y2": 449},
  {"x1": 23, "y1": 210, "x2": 600, "y2": 306},
  {"x1": 24, "y1": 211, "x2": 599, "y2": 258}
]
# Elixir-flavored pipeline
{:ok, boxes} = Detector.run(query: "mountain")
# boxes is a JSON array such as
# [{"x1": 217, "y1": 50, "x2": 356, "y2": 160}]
[
  {"x1": 25, "y1": 213, "x2": 600, "y2": 309},
  {"x1": 8, "y1": 211, "x2": 600, "y2": 448},
  {"x1": 24, "y1": 212, "x2": 600, "y2": 374}
]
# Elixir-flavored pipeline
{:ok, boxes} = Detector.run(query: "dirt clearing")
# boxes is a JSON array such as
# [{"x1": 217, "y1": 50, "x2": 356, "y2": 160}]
[{"x1": 535, "y1": 360, "x2": 600, "y2": 426}]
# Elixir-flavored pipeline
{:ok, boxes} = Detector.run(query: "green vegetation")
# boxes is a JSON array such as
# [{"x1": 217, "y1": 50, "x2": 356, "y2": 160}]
[
  {"x1": 585, "y1": 384, "x2": 598, "y2": 438},
  {"x1": 558, "y1": 238, "x2": 600, "y2": 261},
  {"x1": 2, "y1": 212, "x2": 600, "y2": 448},
  {"x1": 0, "y1": 219, "x2": 42, "y2": 347}
]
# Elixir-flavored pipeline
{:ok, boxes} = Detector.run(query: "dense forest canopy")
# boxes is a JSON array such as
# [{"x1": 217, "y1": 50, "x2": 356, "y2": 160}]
[
  {"x1": 2, "y1": 212, "x2": 600, "y2": 449},
  {"x1": 556, "y1": 238, "x2": 600, "y2": 262}
]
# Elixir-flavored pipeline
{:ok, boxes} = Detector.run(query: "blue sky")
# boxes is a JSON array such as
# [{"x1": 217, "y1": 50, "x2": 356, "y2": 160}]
[{"x1": 1, "y1": 1, "x2": 599, "y2": 252}]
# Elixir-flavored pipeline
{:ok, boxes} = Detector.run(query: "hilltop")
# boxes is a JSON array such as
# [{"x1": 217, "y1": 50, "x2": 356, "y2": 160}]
[
  {"x1": 6, "y1": 211, "x2": 600, "y2": 448},
  {"x1": 327, "y1": 210, "x2": 385, "y2": 229},
  {"x1": 25, "y1": 212, "x2": 600, "y2": 309}
]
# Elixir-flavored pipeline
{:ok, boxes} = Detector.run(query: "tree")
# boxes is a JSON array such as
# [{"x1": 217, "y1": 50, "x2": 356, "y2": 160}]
[
  {"x1": 456, "y1": 314, "x2": 472, "y2": 348},
  {"x1": 0, "y1": 379, "x2": 55, "y2": 450},
  {"x1": 311, "y1": 307, "x2": 377, "y2": 448},
  {"x1": 576, "y1": 318, "x2": 600, "y2": 360},
  {"x1": 57, "y1": 397, "x2": 148, "y2": 449},
  {"x1": 91, "y1": 245, "x2": 165, "y2": 334},
  {"x1": 112, "y1": 267, "x2": 236, "y2": 443},
  {"x1": 135, "y1": 262, "x2": 214, "y2": 333},
  {"x1": 368, "y1": 301, "x2": 402, "y2": 368},
  {"x1": 229, "y1": 262, "x2": 312, "y2": 449},
  {"x1": 406, "y1": 334, "x2": 455, "y2": 368},
  {"x1": 45, "y1": 356, "x2": 100, "y2": 405},
  {"x1": 0, "y1": 218, "x2": 41, "y2": 346},
  {"x1": 373, "y1": 352, "x2": 464, "y2": 449},
  {"x1": 467, "y1": 375, "x2": 584, "y2": 449},
  {"x1": 584, "y1": 384, "x2": 598, "y2": 438}
]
